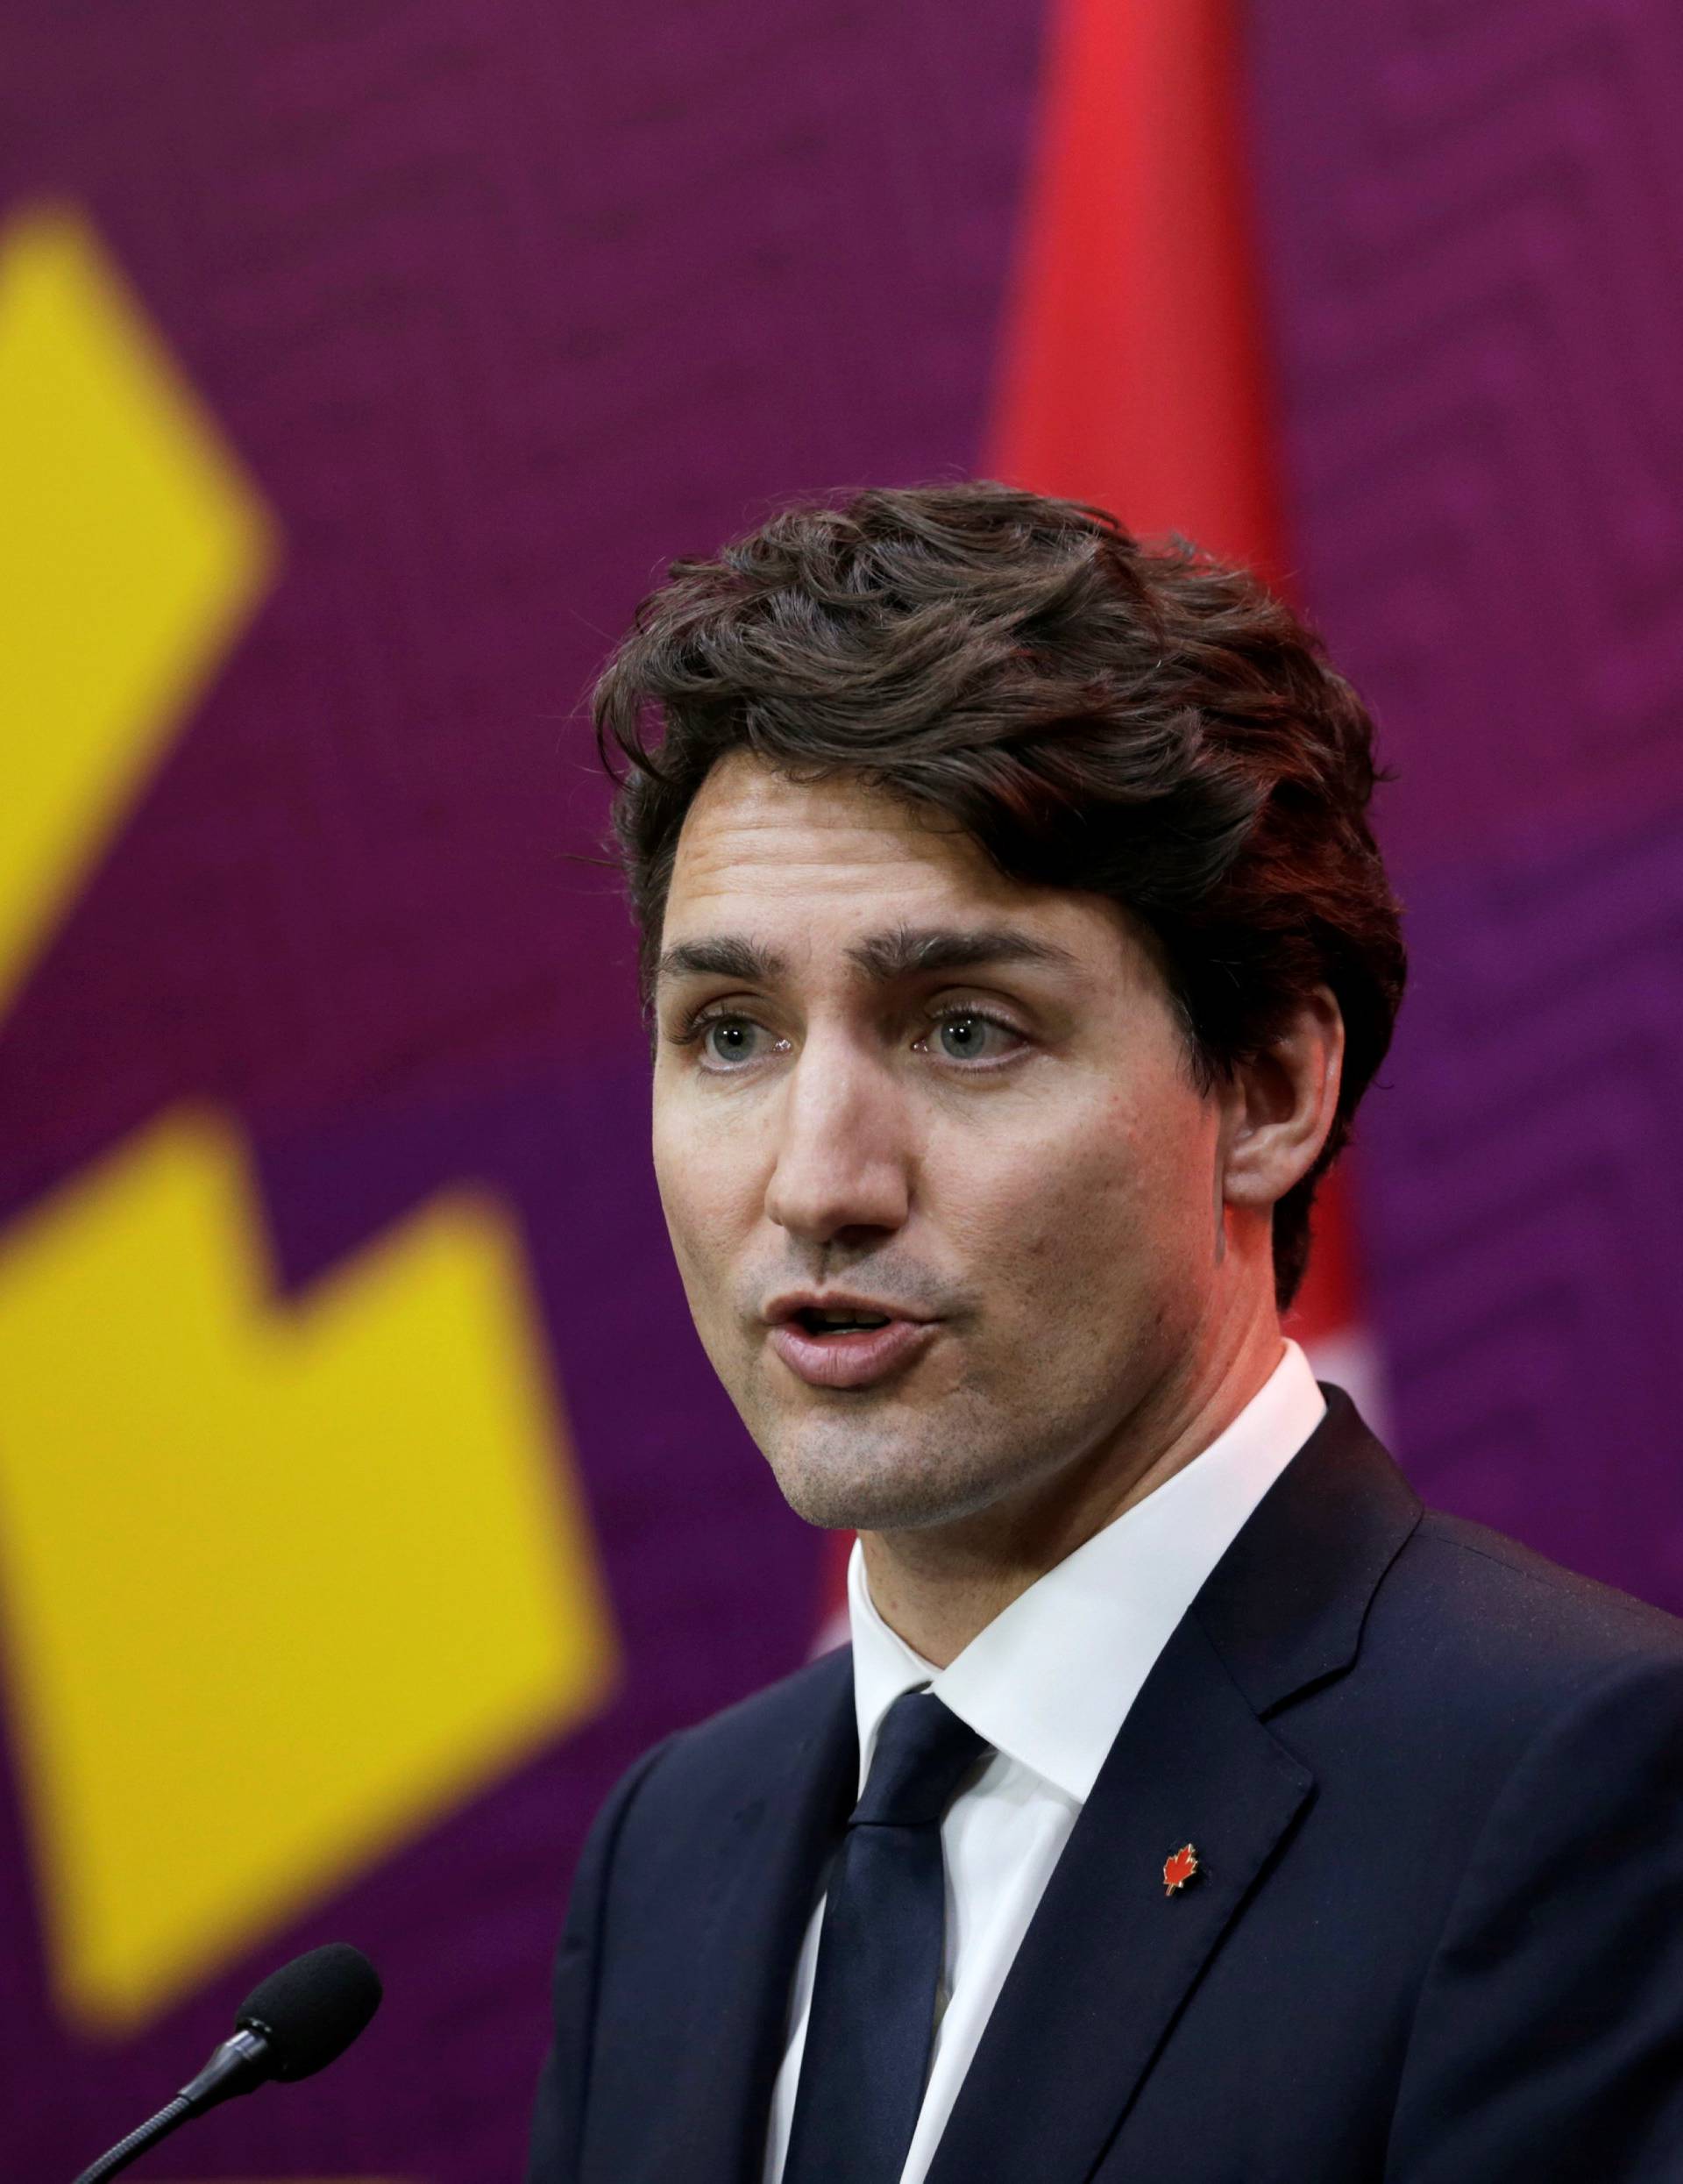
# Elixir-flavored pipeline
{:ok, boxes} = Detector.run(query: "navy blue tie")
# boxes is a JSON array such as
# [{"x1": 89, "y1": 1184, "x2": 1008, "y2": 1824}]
[{"x1": 780, "y1": 1690, "x2": 991, "y2": 2184}]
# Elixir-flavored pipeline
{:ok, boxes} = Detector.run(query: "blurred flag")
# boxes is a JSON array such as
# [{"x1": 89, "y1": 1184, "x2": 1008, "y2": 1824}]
[
  {"x1": 989, "y1": 0, "x2": 1386, "y2": 1427},
  {"x1": 817, "y1": 0, "x2": 1388, "y2": 1640}
]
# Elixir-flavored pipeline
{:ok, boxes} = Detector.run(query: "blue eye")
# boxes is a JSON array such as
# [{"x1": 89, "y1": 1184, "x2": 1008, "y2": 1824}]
[
  {"x1": 702, "y1": 1016, "x2": 763, "y2": 1064},
  {"x1": 933, "y1": 1011, "x2": 1016, "y2": 1062}
]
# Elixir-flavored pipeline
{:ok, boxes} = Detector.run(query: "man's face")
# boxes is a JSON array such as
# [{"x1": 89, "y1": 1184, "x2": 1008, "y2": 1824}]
[{"x1": 650, "y1": 752, "x2": 1235, "y2": 1535}]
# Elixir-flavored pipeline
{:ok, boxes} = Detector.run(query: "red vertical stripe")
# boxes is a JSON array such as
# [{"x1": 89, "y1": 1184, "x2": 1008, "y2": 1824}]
[
  {"x1": 817, "y1": 0, "x2": 1372, "y2": 1636},
  {"x1": 984, "y1": 0, "x2": 1364, "y2": 1356},
  {"x1": 989, "y1": 0, "x2": 1285, "y2": 583}
]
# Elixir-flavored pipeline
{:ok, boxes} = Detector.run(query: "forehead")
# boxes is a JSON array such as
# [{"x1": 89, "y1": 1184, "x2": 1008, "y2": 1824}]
[
  {"x1": 660, "y1": 752, "x2": 1142, "y2": 978},
  {"x1": 667, "y1": 752, "x2": 1000, "y2": 908}
]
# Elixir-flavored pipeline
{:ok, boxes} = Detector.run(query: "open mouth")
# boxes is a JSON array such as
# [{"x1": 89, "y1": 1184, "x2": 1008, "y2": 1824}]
[
  {"x1": 792, "y1": 1307, "x2": 894, "y2": 1337},
  {"x1": 768, "y1": 1305, "x2": 935, "y2": 1388}
]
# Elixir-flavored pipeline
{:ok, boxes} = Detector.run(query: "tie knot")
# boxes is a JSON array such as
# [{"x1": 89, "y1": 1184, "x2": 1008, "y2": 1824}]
[{"x1": 852, "y1": 1690, "x2": 990, "y2": 1829}]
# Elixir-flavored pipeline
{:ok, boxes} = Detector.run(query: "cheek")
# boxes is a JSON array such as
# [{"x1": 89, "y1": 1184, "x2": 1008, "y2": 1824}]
[
  {"x1": 651, "y1": 1099, "x2": 760, "y2": 1292},
  {"x1": 933, "y1": 1080, "x2": 1212, "y2": 1285},
  {"x1": 650, "y1": 1108, "x2": 707, "y2": 1275}
]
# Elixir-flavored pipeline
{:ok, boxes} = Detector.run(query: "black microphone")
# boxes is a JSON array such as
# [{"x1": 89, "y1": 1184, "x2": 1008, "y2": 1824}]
[{"x1": 70, "y1": 1941, "x2": 382, "y2": 2184}]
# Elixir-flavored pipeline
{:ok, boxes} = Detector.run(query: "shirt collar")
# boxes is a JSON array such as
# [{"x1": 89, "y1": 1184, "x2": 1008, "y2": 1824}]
[{"x1": 846, "y1": 1338, "x2": 1328, "y2": 1803}]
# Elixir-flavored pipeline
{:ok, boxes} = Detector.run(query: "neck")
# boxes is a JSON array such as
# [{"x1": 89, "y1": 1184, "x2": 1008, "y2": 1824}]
[{"x1": 858, "y1": 1312, "x2": 1287, "y2": 1668}]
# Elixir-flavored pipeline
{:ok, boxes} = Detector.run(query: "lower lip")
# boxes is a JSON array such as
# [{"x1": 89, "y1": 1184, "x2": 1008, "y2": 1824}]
[{"x1": 769, "y1": 1318, "x2": 937, "y2": 1390}]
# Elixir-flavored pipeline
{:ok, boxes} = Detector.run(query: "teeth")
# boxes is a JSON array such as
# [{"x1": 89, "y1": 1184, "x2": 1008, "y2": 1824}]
[{"x1": 807, "y1": 1311, "x2": 890, "y2": 1331}]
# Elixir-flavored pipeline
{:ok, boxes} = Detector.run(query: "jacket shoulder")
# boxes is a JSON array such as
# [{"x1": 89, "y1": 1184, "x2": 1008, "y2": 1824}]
[
  {"x1": 1378, "y1": 1517, "x2": 1683, "y2": 2180},
  {"x1": 1410, "y1": 1503, "x2": 1683, "y2": 1646},
  {"x1": 630, "y1": 1642, "x2": 855, "y2": 1818},
  {"x1": 1378, "y1": 1500, "x2": 1683, "y2": 1701}
]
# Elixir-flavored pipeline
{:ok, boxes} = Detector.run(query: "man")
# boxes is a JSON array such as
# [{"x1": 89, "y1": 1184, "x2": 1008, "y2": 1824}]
[{"x1": 526, "y1": 481, "x2": 1683, "y2": 2183}]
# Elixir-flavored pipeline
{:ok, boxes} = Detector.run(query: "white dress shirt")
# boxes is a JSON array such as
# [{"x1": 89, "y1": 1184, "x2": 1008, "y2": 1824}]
[{"x1": 763, "y1": 1339, "x2": 1328, "y2": 2184}]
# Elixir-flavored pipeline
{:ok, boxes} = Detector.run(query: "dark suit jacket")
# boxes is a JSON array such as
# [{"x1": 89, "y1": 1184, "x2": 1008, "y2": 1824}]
[{"x1": 526, "y1": 1386, "x2": 1683, "y2": 2182}]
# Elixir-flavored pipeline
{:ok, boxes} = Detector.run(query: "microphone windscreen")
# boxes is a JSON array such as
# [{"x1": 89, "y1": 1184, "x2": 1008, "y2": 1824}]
[{"x1": 234, "y1": 1942, "x2": 382, "y2": 2081}]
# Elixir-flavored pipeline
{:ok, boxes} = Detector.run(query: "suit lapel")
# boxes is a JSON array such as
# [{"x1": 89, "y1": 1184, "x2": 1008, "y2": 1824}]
[
  {"x1": 625, "y1": 1648, "x2": 856, "y2": 2184},
  {"x1": 1191, "y1": 1385, "x2": 1422, "y2": 1720},
  {"x1": 925, "y1": 1386, "x2": 1421, "y2": 2184},
  {"x1": 629, "y1": 1390, "x2": 1419, "y2": 2184},
  {"x1": 923, "y1": 1610, "x2": 1312, "y2": 2184}
]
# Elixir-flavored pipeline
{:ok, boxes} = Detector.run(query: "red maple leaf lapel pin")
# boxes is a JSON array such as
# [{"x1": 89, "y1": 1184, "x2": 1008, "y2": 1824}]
[{"x1": 1162, "y1": 1842, "x2": 1202, "y2": 1897}]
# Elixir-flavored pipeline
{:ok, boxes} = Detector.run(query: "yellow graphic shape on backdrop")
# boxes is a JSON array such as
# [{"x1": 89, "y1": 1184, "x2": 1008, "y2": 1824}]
[
  {"x1": 0, "y1": 1111, "x2": 618, "y2": 2035},
  {"x1": 0, "y1": 205, "x2": 274, "y2": 1011}
]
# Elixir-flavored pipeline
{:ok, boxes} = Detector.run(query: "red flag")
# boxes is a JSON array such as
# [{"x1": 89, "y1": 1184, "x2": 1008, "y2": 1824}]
[
  {"x1": 986, "y1": 0, "x2": 1382, "y2": 1422},
  {"x1": 814, "y1": 0, "x2": 1384, "y2": 1640}
]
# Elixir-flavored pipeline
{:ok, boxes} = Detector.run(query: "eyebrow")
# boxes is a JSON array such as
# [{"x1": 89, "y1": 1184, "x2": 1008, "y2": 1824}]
[
  {"x1": 655, "y1": 923, "x2": 1078, "y2": 990},
  {"x1": 657, "y1": 935, "x2": 790, "y2": 986}
]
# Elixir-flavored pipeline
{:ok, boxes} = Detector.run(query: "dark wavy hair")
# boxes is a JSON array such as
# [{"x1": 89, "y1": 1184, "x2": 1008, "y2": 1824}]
[{"x1": 592, "y1": 479, "x2": 1406, "y2": 1312}]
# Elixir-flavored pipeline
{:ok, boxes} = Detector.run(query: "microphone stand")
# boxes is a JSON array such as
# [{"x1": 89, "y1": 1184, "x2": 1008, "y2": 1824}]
[
  {"x1": 71, "y1": 2028, "x2": 269, "y2": 2183},
  {"x1": 71, "y1": 2096, "x2": 193, "y2": 2184}
]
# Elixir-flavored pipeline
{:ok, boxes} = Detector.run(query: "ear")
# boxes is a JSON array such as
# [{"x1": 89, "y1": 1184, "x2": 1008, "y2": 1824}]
[{"x1": 1218, "y1": 985, "x2": 1346, "y2": 1213}]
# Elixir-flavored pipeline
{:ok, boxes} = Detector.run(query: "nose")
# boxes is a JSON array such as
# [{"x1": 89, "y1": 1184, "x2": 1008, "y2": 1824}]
[{"x1": 763, "y1": 1035, "x2": 912, "y2": 1246}]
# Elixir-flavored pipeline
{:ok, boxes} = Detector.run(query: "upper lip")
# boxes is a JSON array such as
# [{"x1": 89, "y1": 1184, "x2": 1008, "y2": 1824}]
[{"x1": 763, "y1": 1290, "x2": 931, "y2": 1327}]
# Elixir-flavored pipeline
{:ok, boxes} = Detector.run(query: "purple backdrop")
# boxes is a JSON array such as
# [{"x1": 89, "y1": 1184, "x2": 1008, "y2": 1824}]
[
  {"x1": 1248, "y1": 1, "x2": 1683, "y2": 1605},
  {"x1": 2, "y1": 1, "x2": 1680, "y2": 2175},
  {"x1": 0, "y1": 3, "x2": 1047, "y2": 2174}
]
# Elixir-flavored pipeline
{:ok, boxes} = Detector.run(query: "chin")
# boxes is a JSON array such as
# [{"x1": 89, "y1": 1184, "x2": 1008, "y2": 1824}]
[{"x1": 765, "y1": 1430, "x2": 1016, "y2": 1535}]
